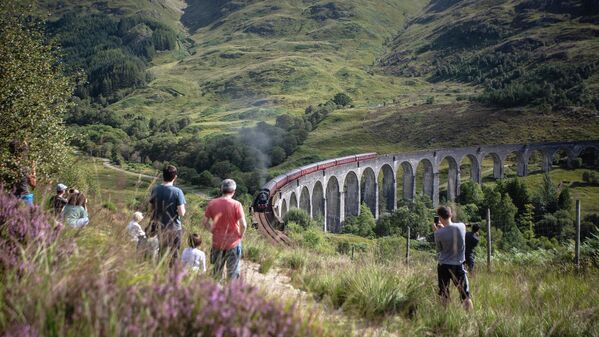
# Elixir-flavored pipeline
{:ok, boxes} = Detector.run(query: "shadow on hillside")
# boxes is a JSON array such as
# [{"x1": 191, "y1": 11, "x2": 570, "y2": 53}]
[{"x1": 182, "y1": 0, "x2": 248, "y2": 33}]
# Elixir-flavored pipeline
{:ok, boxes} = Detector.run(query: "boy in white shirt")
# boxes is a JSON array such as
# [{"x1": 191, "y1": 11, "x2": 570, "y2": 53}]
[
  {"x1": 127, "y1": 211, "x2": 146, "y2": 242},
  {"x1": 181, "y1": 233, "x2": 206, "y2": 273}
]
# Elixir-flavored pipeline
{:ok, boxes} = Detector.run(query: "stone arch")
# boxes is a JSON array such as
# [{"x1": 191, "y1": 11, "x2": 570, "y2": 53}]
[
  {"x1": 344, "y1": 171, "x2": 360, "y2": 219},
  {"x1": 481, "y1": 153, "x2": 503, "y2": 180},
  {"x1": 289, "y1": 192, "x2": 298, "y2": 209},
  {"x1": 459, "y1": 154, "x2": 480, "y2": 183},
  {"x1": 281, "y1": 199, "x2": 287, "y2": 219},
  {"x1": 326, "y1": 176, "x2": 341, "y2": 233},
  {"x1": 550, "y1": 148, "x2": 573, "y2": 168},
  {"x1": 527, "y1": 149, "x2": 550, "y2": 173},
  {"x1": 397, "y1": 161, "x2": 416, "y2": 201},
  {"x1": 300, "y1": 186, "x2": 311, "y2": 215},
  {"x1": 377, "y1": 164, "x2": 395, "y2": 214},
  {"x1": 416, "y1": 159, "x2": 434, "y2": 202},
  {"x1": 577, "y1": 146, "x2": 599, "y2": 168},
  {"x1": 439, "y1": 156, "x2": 459, "y2": 202},
  {"x1": 360, "y1": 167, "x2": 377, "y2": 217},
  {"x1": 504, "y1": 151, "x2": 527, "y2": 176},
  {"x1": 312, "y1": 181, "x2": 325, "y2": 222}
]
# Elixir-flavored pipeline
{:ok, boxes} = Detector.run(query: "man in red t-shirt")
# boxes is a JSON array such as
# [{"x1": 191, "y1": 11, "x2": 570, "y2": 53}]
[{"x1": 202, "y1": 179, "x2": 247, "y2": 280}]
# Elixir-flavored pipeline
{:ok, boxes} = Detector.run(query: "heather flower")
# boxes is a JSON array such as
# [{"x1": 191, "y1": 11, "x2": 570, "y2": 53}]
[{"x1": 0, "y1": 188, "x2": 63, "y2": 273}]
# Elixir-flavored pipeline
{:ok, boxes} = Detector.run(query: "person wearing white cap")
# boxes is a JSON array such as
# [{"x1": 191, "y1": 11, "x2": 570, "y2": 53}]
[{"x1": 49, "y1": 183, "x2": 68, "y2": 216}]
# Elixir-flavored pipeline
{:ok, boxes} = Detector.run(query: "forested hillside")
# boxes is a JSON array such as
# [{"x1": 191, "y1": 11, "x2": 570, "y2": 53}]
[
  {"x1": 379, "y1": 0, "x2": 599, "y2": 110},
  {"x1": 32, "y1": 0, "x2": 599, "y2": 192}
]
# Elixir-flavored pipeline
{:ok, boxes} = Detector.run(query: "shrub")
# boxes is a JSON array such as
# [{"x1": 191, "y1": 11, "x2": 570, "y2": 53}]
[
  {"x1": 342, "y1": 203, "x2": 376, "y2": 238},
  {"x1": 332, "y1": 93, "x2": 352, "y2": 107},
  {"x1": 0, "y1": 189, "x2": 63, "y2": 273},
  {"x1": 582, "y1": 171, "x2": 598, "y2": 184},
  {"x1": 284, "y1": 208, "x2": 312, "y2": 229},
  {"x1": 259, "y1": 256, "x2": 275, "y2": 274},
  {"x1": 281, "y1": 251, "x2": 307, "y2": 270},
  {"x1": 302, "y1": 265, "x2": 423, "y2": 320},
  {"x1": 9, "y1": 269, "x2": 325, "y2": 336}
]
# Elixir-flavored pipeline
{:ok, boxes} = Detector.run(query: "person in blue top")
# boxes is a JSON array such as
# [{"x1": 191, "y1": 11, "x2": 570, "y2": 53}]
[
  {"x1": 147, "y1": 165, "x2": 186, "y2": 266},
  {"x1": 9, "y1": 140, "x2": 36, "y2": 205},
  {"x1": 432, "y1": 206, "x2": 473, "y2": 310}
]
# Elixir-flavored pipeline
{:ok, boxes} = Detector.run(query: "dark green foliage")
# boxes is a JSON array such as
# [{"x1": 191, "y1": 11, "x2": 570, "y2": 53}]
[
  {"x1": 557, "y1": 187, "x2": 572, "y2": 211},
  {"x1": 533, "y1": 174, "x2": 559, "y2": 214},
  {"x1": 284, "y1": 208, "x2": 313, "y2": 229},
  {"x1": 497, "y1": 178, "x2": 531, "y2": 214},
  {"x1": 456, "y1": 180, "x2": 483, "y2": 205},
  {"x1": 0, "y1": 3, "x2": 73, "y2": 183},
  {"x1": 343, "y1": 203, "x2": 376, "y2": 238},
  {"x1": 375, "y1": 198, "x2": 432, "y2": 238},
  {"x1": 536, "y1": 210, "x2": 574, "y2": 239},
  {"x1": 47, "y1": 12, "x2": 178, "y2": 102},
  {"x1": 332, "y1": 93, "x2": 352, "y2": 107}
]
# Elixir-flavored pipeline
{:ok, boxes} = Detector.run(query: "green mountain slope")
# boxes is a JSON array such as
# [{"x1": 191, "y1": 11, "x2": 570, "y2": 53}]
[
  {"x1": 379, "y1": 0, "x2": 599, "y2": 109},
  {"x1": 106, "y1": 0, "x2": 428, "y2": 135}
]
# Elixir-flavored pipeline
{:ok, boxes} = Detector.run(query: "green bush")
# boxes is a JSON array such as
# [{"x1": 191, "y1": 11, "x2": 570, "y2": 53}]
[
  {"x1": 342, "y1": 203, "x2": 376, "y2": 238},
  {"x1": 332, "y1": 93, "x2": 352, "y2": 107},
  {"x1": 281, "y1": 251, "x2": 307, "y2": 270},
  {"x1": 259, "y1": 256, "x2": 275, "y2": 274},
  {"x1": 302, "y1": 265, "x2": 424, "y2": 320},
  {"x1": 284, "y1": 208, "x2": 313, "y2": 229}
]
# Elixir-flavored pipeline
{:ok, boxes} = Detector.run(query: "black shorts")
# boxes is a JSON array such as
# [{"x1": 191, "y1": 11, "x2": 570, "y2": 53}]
[{"x1": 437, "y1": 263, "x2": 470, "y2": 301}]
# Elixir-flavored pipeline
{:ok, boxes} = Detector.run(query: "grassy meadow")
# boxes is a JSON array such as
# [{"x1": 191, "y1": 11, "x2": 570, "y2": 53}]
[{"x1": 3, "y1": 156, "x2": 598, "y2": 336}]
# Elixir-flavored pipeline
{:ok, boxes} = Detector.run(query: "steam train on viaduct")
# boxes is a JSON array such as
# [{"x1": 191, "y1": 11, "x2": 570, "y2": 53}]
[{"x1": 251, "y1": 152, "x2": 377, "y2": 245}]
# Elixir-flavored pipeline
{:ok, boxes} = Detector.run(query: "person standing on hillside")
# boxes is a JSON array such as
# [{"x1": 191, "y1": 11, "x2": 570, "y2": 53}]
[
  {"x1": 202, "y1": 179, "x2": 247, "y2": 281},
  {"x1": 9, "y1": 140, "x2": 36, "y2": 205},
  {"x1": 432, "y1": 206, "x2": 473, "y2": 310},
  {"x1": 465, "y1": 223, "x2": 480, "y2": 273},
  {"x1": 148, "y1": 165, "x2": 186, "y2": 266},
  {"x1": 49, "y1": 183, "x2": 68, "y2": 215}
]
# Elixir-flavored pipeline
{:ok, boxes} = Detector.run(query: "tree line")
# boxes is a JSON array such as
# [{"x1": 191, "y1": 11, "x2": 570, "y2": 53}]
[
  {"x1": 69, "y1": 93, "x2": 353, "y2": 195},
  {"x1": 47, "y1": 12, "x2": 179, "y2": 103}
]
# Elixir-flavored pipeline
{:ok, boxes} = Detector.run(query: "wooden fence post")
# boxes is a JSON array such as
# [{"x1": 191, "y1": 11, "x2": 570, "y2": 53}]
[
  {"x1": 486, "y1": 208, "x2": 492, "y2": 272},
  {"x1": 406, "y1": 226, "x2": 410, "y2": 265},
  {"x1": 575, "y1": 200, "x2": 581, "y2": 269}
]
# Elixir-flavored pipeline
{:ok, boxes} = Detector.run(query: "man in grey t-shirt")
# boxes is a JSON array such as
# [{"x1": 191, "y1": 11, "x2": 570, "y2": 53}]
[{"x1": 432, "y1": 206, "x2": 473, "y2": 310}]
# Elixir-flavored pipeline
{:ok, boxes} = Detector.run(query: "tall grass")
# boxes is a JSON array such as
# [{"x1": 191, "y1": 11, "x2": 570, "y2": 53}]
[{"x1": 0, "y1": 189, "x2": 339, "y2": 337}]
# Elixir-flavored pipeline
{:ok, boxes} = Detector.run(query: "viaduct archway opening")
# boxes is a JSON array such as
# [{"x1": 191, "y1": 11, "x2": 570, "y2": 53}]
[
  {"x1": 360, "y1": 167, "x2": 377, "y2": 217},
  {"x1": 459, "y1": 154, "x2": 480, "y2": 184},
  {"x1": 344, "y1": 172, "x2": 360, "y2": 219},
  {"x1": 289, "y1": 192, "x2": 298, "y2": 210},
  {"x1": 326, "y1": 177, "x2": 341, "y2": 233},
  {"x1": 397, "y1": 161, "x2": 415, "y2": 202},
  {"x1": 439, "y1": 156, "x2": 459, "y2": 203},
  {"x1": 378, "y1": 164, "x2": 395, "y2": 215},
  {"x1": 281, "y1": 199, "x2": 287, "y2": 219},
  {"x1": 481, "y1": 153, "x2": 502, "y2": 182},
  {"x1": 300, "y1": 186, "x2": 311, "y2": 215},
  {"x1": 312, "y1": 181, "x2": 324, "y2": 225},
  {"x1": 579, "y1": 147, "x2": 599, "y2": 168},
  {"x1": 415, "y1": 159, "x2": 434, "y2": 203}
]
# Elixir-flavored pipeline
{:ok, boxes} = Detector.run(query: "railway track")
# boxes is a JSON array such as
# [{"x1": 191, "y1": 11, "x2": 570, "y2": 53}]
[{"x1": 254, "y1": 211, "x2": 293, "y2": 246}]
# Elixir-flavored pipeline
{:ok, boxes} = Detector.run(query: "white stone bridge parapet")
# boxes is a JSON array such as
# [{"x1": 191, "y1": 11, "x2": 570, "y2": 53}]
[{"x1": 269, "y1": 140, "x2": 599, "y2": 233}]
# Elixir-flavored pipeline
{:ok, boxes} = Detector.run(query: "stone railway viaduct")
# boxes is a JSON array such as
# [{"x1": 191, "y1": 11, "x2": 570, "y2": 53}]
[{"x1": 270, "y1": 140, "x2": 599, "y2": 233}]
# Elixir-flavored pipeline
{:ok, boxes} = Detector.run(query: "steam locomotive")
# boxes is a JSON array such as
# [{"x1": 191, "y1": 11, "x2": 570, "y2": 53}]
[{"x1": 251, "y1": 153, "x2": 377, "y2": 213}]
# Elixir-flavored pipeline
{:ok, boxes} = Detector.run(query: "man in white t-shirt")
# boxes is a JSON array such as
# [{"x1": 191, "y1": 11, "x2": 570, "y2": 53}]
[{"x1": 432, "y1": 206, "x2": 473, "y2": 310}]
